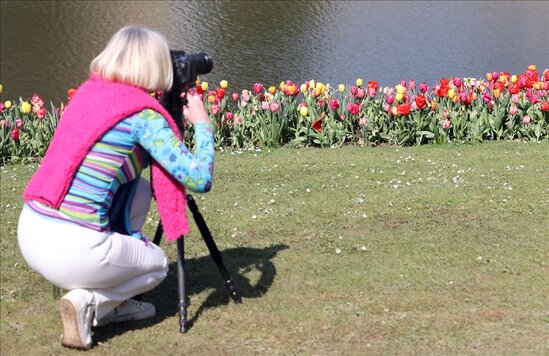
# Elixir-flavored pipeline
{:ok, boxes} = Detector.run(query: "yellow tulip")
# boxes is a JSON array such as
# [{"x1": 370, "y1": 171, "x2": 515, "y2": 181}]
[
  {"x1": 338, "y1": 84, "x2": 345, "y2": 93},
  {"x1": 472, "y1": 92, "x2": 478, "y2": 100},
  {"x1": 279, "y1": 81, "x2": 285, "y2": 90},
  {"x1": 220, "y1": 80, "x2": 228, "y2": 89},
  {"x1": 299, "y1": 106, "x2": 308, "y2": 116},
  {"x1": 0, "y1": 84, "x2": 3, "y2": 94},
  {"x1": 309, "y1": 80, "x2": 315, "y2": 89},
  {"x1": 447, "y1": 89, "x2": 456, "y2": 100},
  {"x1": 356, "y1": 78, "x2": 363, "y2": 86},
  {"x1": 395, "y1": 92, "x2": 403, "y2": 102},
  {"x1": 533, "y1": 82, "x2": 541, "y2": 90},
  {"x1": 315, "y1": 82, "x2": 325, "y2": 94},
  {"x1": 21, "y1": 101, "x2": 32, "y2": 114},
  {"x1": 528, "y1": 64, "x2": 536, "y2": 71},
  {"x1": 511, "y1": 75, "x2": 517, "y2": 83},
  {"x1": 430, "y1": 100, "x2": 437, "y2": 110},
  {"x1": 5, "y1": 100, "x2": 12, "y2": 109},
  {"x1": 493, "y1": 88, "x2": 501, "y2": 98},
  {"x1": 300, "y1": 83, "x2": 308, "y2": 93},
  {"x1": 391, "y1": 106, "x2": 398, "y2": 115},
  {"x1": 268, "y1": 85, "x2": 277, "y2": 94},
  {"x1": 395, "y1": 84, "x2": 405, "y2": 94},
  {"x1": 201, "y1": 82, "x2": 209, "y2": 91}
]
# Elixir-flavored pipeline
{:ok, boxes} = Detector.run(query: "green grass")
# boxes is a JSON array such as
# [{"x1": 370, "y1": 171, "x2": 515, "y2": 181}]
[{"x1": 1, "y1": 141, "x2": 548, "y2": 355}]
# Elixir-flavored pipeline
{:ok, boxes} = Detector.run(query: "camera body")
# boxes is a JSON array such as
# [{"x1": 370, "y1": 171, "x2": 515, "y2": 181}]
[{"x1": 160, "y1": 50, "x2": 213, "y2": 131}]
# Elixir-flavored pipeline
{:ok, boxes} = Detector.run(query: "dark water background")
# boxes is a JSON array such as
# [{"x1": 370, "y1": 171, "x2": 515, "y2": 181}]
[{"x1": 1, "y1": 0, "x2": 548, "y2": 104}]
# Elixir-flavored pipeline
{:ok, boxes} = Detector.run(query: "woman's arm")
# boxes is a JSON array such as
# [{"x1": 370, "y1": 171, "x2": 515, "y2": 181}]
[{"x1": 130, "y1": 109, "x2": 214, "y2": 192}]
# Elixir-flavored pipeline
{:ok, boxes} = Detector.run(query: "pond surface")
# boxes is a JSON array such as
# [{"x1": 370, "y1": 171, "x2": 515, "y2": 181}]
[{"x1": 1, "y1": 0, "x2": 548, "y2": 104}]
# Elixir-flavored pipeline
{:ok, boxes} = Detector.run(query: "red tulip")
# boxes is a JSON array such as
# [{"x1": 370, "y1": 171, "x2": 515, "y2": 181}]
[
  {"x1": 216, "y1": 88, "x2": 226, "y2": 99},
  {"x1": 415, "y1": 95, "x2": 427, "y2": 109},
  {"x1": 10, "y1": 128, "x2": 20, "y2": 140},
  {"x1": 396, "y1": 103, "x2": 411, "y2": 116},
  {"x1": 347, "y1": 102, "x2": 359, "y2": 115},
  {"x1": 67, "y1": 88, "x2": 77, "y2": 100},
  {"x1": 311, "y1": 118, "x2": 323, "y2": 132},
  {"x1": 541, "y1": 101, "x2": 549, "y2": 111},
  {"x1": 367, "y1": 80, "x2": 379, "y2": 91}
]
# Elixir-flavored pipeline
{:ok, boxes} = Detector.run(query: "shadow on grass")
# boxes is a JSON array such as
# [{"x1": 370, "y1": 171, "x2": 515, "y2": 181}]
[{"x1": 92, "y1": 243, "x2": 289, "y2": 344}]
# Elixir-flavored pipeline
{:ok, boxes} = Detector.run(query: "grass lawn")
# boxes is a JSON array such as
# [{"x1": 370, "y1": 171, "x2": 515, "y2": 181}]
[{"x1": 1, "y1": 141, "x2": 548, "y2": 355}]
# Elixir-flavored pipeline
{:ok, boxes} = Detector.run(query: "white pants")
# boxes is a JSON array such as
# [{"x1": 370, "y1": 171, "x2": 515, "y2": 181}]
[{"x1": 17, "y1": 178, "x2": 168, "y2": 324}]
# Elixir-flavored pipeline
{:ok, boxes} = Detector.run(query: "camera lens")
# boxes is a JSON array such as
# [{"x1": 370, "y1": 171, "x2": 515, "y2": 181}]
[{"x1": 190, "y1": 52, "x2": 213, "y2": 76}]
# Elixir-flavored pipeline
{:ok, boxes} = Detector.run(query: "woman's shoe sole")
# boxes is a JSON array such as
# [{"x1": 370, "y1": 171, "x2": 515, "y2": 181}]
[{"x1": 59, "y1": 298, "x2": 91, "y2": 350}]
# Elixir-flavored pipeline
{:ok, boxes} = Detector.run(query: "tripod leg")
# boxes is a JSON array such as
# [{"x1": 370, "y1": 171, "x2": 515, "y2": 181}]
[
  {"x1": 186, "y1": 195, "x2": 242, "y2": 304},
  {"x1": 176, "y1": 237, "x2": 189, "y2": 333}
]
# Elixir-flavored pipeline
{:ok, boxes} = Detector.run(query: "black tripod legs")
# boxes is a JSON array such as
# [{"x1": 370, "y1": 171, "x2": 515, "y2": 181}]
[{"x1": 176, "y1": 237, "x2": 189, "y2": 333}]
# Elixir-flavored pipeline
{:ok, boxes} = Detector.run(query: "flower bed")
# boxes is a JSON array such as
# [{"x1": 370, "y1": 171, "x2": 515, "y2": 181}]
[{"x1": 1, "y1": 65, "x2": 548, "y2": 163}]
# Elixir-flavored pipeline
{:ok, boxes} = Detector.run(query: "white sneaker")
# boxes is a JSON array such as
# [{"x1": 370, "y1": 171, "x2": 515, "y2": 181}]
[
  {"x1": 59, "y1": 289, "x2": 95, "y2": 350},
  {"x1": 96, "y1": 299, "x2": 155, "y2": 327}
]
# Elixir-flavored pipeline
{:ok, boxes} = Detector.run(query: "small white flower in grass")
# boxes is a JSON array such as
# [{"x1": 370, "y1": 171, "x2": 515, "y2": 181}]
[
  {"x1": 361, "y1": 246, "x2": 367, "y2": 251},
  {"x1": 335, "y1": 248, "x2": 341, "y2": 254},
  {"x1": 252, "y1": 215, "x2": 257, "y2": 219},
  {"x1": 306, "y1": 189, "x2": 311, "y2": 193},
  {"x1": 476, "y1": 256, "x2": 483, "y2": 261}
]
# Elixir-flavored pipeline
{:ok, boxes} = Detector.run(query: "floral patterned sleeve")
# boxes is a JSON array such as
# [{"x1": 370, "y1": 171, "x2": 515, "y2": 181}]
[{"x1": 130, "y1": 109, "x2": 214, "y2": 192}]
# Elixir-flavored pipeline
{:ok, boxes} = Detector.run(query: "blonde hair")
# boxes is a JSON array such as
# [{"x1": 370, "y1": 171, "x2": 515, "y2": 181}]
[{"x1": 90, "y1": 26, "x2": 173, "y2": 91}]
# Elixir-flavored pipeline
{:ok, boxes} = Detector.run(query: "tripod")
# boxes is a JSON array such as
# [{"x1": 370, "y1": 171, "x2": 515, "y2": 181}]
[{"x1": 152, "y1": 194, "x2": 242, "y2": 333}]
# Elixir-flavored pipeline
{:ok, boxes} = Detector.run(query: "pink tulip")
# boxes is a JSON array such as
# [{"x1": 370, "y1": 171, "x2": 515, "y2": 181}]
[
  {"x1": 453, "y1": 77, "x2": 462, "y2": 87},
  {"x1": 442, "y1": 109, "x2": 449, "y2": 119},
  {"x1": 261, "y1": 101, "x2": 269, "y2": 110},
  {"x1": 234, "y1": 115, "x2": 243, "y2": 125},
  {"x1": 241, "y1": 90, "x2": 251, "y2": 102},
  {"x1": 522, "y1": 115, "x2": 531, "y2": 124},
  {"x1": 347, "y1": 102, "x2": 359, "y2": 115},
  {"x1": 529, "y1": 95, "x2": 539, "y2": 105},
  {"x1": 340, "y1": 113, "x2": 345, "y2": 121},
  {"x1": 15, "y1": 118, "x2": 23, "y2": 128},
  {"x1": 419, "y1": 83, "x2": 428, "y2": 93},
  {"x1": 329, "y1": 98, "x2": 340, "y2": 111},
  {"x1": 359, "y1": 117, "x2": 368, "y2": 126},
  {"x1": 509, "y1": 106, "x2": 518, "y2": 115},
  {"x1": 253, "y1": 83, "x2": 264, "y2": 94},
  {"x1": 511, "y1": 94, "x2": 520, "y2": 103},
  {"x1": 442, "y1": 119, "x2": 451, "y2": 129},
  {"x1": 492, "y1": 72, "x2": 499, "y2": 80},
  {"x1": 408, "y1": 80, "x2": 416, "y2": 90},
  {"x1": 0, "y1": 103, "x2": 5, "y2": 112},
  {"x1": 383, "y1": 103, "x2": 390, "y2": 112},
  {"x1": 488, "y1": 100, "x2": 495, "y2": 110},
  {"x1": 350, "y1": 86, "x2": 358, "y2": 97},
  {"x1": 270, "y1": 102, "x2": 280, "y2": 113},
  {"x1": 231, "y1": 92, "x2": 239, "y2": 101},
  {"x1": 34, "y1": 107, "x2": 46, "y2": 119},
  {"x1": 368, "y1": 87, "x2": 376, "y2": 97},
  {"x1": 357, "y1": 88, "x2": 366, "y2": 99},
  {"x1": 225, "y1": 112, "x2": 233, "y2": 121},
  {"x1": 400, "y1": 80, "x2": 406, "y2": 87},
  {"x1": 211, "y1": 104, "x2": 220, "y2": 115},
  {"x1": 31, "y1": 94, "x2": 44, "y2": 109},
  {"x1": 386, "y1": 94, "x2": 395, "y2": 105}
]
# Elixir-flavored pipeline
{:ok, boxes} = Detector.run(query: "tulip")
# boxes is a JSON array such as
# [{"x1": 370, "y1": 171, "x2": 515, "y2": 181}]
[
  {"x1": 430, "y1": 100, "x2": 437, "y2": 110},
  {"x1": 225, "y1": 112, "x2": 233, "y2": 121},
  {"x1": 10, "y1": 128, "x2": 20, "y2": 141},
  {"x1": 357, "y1": 88, "x2": 366, "y2": 99},
  {"x1": 447, "y1": 89, "x2": 456, "y2": 100},
  {"x1": 540, "y1": 101, "x2": 549, "y2": 111},
  {"x1": 201, "y1": 82, "x2": 209, "y2": 91},
  {"x1": 241, "y1": 90, "x2": 251, "y2": 102},
  {"x1": 386, "y1": 94, "x2": 395, "y2": 105},
  {"x1": 486, "y1": 72, "x2": 493, "y2": 81},
  {"x1": 395, "y1": 92, "x2": 403, "y2": 102},
  {"x1": 0, "y1": 103, "x2": 4, "y2": 112},
  {"x1": 15, "y1": 118, "x2": 23, "y2": 128},
  {"x1": 35, "y1": 107, "x2": 46, "y2": 119},
  {"x1": 329, "y1": 98, "x2": 340, "y2": 111},
  {"x1": 359, "y1": 117, "x2": 367, "y2": 126},
  {"x1": 270, "y1": 102, "x2": 280, "y2": 113},
  {"x1": 395, "y1": 84, "x2": 406, "y2": 94},
  {"x1": 442, "y1": 119, "x2": 451, "y2": 129},
  {"x1": 529, "y1": 95, "x2": 539, "y2": 105},
  {"x1": 219, "y1": 80, "x2": 228, "y2": 89},
  {"x1": 0, "y1": 84, "x2": 2, "y2": 94},
  {"x1": 397, "y1": 103, "x2": 411, "y2": 116},
  {"x1": 442, "y1": 109, "x2": 449, "y2": 119},
  {"x1": 253, "y1": 83, "x2": 263, "y2": 94},
  {"x1": 299, "y1": 106, "x2": 308, "y2": 116},
  {"x1": 5, "y1": 100, "x2": 12, "y2": 109},
  {"x1": 522, "y1": 115, "x2": 531, "y2": 124},
  {"x1": 300, "y1": 83, "x2": 308, "y2": 93},
  {"x1": 511, "y1": 94, "x2": 519, "y2": 103},
  {"x1": 419, "y1": 82, "x2": 428, "y2": 93},
  {"x1": 492, "y1": 72, "x2": 499, "y2": 80},
  {"x1": 408, "y1": 80, "x2": 416, "y2": 90},
  {"x1": 20, "y1": 101, "x2": 31, "y2": 114},
  {"x1": 234, "y1": 115, "x2": 243, "y2": 125},
  {"x1": 350, "y1": 86, "x2": 358, "y2": 97},
  {"x1": 338, "y1": 84, "x2": 345, "y2": 93},
  {"x1": 216, "y1": 88, "x2": 226, "y2": 99},
  {"x1": 356, "y1": 78, "x2": 363, "y2": 86},
  {"x1": 415, "y1": 95, "x2": 427, "y2": 109},
  {"x1": 509, "y1": 105, "x2": 518, "y2": 115},
  {"x1": 488, "y1": 100, "x2": 495, "y2": 110},
  {"x1": 391, "y1": 106, "x2": 398, "y2": 116},
  {"x1": 453, "y1": 77, "x2": 462, "y2": 88},
  {"x1": 347, "y1": 102, "x2": 359, "y2": 115},
  {"x1": 268, "y1": 86, "x2": 276, "y2": 95},
  {"x1": 232, "y1": 92, "x2": 239, "y2": 101},
  {"x1": 211, "y1": 104, "x2": 220, "y2": 115},
  {"x1": 383, "y1": 103, "x2": 390, "y2": 112}
]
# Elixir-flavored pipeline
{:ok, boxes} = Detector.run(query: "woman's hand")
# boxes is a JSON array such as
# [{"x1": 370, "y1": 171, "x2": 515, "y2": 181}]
[{"x1": 182, "y1": 93, "x2": 209, "y2": 125}]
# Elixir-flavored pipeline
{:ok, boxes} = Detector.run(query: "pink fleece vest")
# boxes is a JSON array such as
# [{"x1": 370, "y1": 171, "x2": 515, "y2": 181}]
[{"x1": 23, "y1": 75, "x2": 189, "y2": 241}]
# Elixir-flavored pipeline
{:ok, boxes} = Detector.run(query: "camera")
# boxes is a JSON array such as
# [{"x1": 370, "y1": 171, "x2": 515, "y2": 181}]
[{"x1": 160, "y1": 50, "x2": 213, "y2": 129}]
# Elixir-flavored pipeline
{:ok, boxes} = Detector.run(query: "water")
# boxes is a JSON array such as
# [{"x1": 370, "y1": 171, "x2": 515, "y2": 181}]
[{"x1": 1, "y1": 0, "x2": 548, "y2": 105}]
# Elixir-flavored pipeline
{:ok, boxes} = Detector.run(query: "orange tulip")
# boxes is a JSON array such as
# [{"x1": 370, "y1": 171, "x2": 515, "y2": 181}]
[{"x1": 268, "y1": 86, "x2": 277, "y2": 94}]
